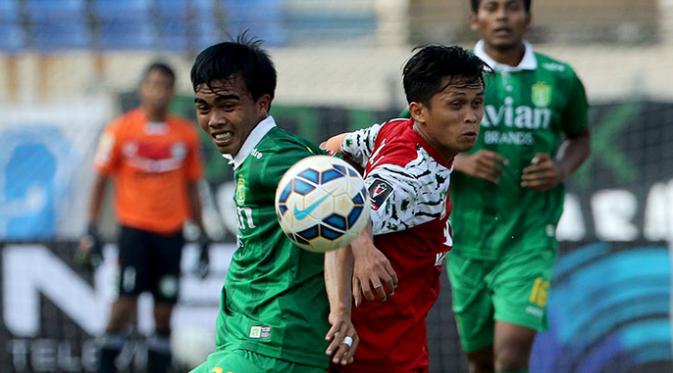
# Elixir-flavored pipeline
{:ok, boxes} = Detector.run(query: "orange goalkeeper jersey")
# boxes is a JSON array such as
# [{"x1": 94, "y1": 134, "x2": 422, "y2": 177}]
[{"x1": 93, "y1": 108, "x2": 203, "y2": 234}]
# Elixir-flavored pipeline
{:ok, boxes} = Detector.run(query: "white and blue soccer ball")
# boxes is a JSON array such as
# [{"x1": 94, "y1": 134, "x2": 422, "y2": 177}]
[{"x1": 275, "y1": 155, "x2": 370, "y2": 253}]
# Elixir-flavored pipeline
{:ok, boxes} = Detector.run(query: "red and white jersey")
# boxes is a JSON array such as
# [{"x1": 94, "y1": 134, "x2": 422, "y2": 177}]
[{"x1": 338, "y1": 118, "x2": 453, "y2": 373}]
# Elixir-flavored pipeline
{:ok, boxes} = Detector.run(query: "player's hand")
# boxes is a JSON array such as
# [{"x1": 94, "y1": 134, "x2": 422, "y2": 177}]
[
  {"x1": 454, "y1": 150, "x2": 508, "y2": 183},
  {"x1": 521, "y1": 153, "x2": 566, "y2": 191},
  {"x1": 193, "y1": 233, "x2": 211, "y2": 280},
  {"x1": 75, "y1": 224, "x2": 104, "y2": 274},
  {"x1": 325, "y1": 309, "x2": 359, "y2": 366},
  {"x1": 351, "y1": 240, "x2": 397, "y2": 306}
]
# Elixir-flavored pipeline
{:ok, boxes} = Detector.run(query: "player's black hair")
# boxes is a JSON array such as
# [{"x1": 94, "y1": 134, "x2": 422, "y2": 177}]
[
  {"x1": 142, "y1": 61, "x2": 176, "y2": 87},
  {"x1": 470, "y1": 0, "x2": 531, "y2": 13},
  {"x1": 190, "y1": 32, "x2": 277, "y2": 104},
  {"x1": 403, "y1": 45, "x2": 487, "y2": 106}
]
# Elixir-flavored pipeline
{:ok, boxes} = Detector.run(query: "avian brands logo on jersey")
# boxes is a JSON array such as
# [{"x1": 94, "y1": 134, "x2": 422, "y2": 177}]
[
  {"x1": 481, "y1": 97, "x2": 552, "y2": 130},
  {"x1": 235, "y1": 177, "x2": 246, "y2": 205},
  {"x1": 531, "y1": 82, "x2": 552, "y2": 107},
  {"x1": 249, "y1": 325, "x2": 272, "y2": 339},
  {"x1": 368, "y1": 178, "x2": 393, "y2": 211}
]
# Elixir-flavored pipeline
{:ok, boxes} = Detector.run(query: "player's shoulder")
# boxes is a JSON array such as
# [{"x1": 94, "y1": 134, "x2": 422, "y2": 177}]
[
  {"x1": 106, "y1": 108, "x2": 142, "y2": 134},
  {"x1": 258, "y1": 126, "x2": 322, "y2": 155},
  {"x1": 373, "y1": 118, "x2": 420, "y2": 166},
  {"x1": 534, "y1": 52, "x2": 580, "y2": 80}
]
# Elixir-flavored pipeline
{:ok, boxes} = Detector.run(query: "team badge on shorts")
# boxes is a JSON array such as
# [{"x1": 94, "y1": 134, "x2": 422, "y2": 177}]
[{"x1": 369, "y1": 178, "x2": 393, "y2": 211}]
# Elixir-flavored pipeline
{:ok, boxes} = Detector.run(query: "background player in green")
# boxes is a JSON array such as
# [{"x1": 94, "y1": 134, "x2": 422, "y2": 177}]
[
  {"x1": 444, "y1": 1, "x2": 592, "y2": 372},
  {"x1": 188, "y1": 35, "x2": 358, "y2": 373}
]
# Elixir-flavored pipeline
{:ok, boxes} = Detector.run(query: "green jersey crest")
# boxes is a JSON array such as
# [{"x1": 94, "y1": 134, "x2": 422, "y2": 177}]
[
  {"x1": 235, "y1": 176, "x2": 246, "y2": 205},
  {"x1": 531, "y1": 81, "x2": 551, "y2": 107}
]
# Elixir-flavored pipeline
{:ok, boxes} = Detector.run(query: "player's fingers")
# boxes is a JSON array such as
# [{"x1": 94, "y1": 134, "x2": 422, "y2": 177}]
[
  {"x1": 339, "y1": 330, "x2": 359, "y2": 365},
  {"x1": 521, "y1": 173, "x2": 556, "y2": 190},
  {"x1": 383, "y1": 276, "x2": 396, "y2": 296},
  {"x1": 522, "y1": 167, "x2": 556, "y2": 182},
  {"x1": 476, "y1": 167, "x2": 500, "y2": 183},
  {"x1": 521, "y1": 163, "x2": 550, "y2": 177},
  {"x1": 331, "y1": 326, "x2": 357, "y2": 364},
  {"x1": 383, "y1": 261, "x2": 398, "y2": 289},
  {"x1": 361, "y1": 277, "x2": 375, "y2": 301},
  {"x1": 483, "y1": 165, "x2": 503, "y2": 182},
  {"x1": 352, "y1": 277, "x2": 363, "y2": 307},
  {"x1": 373, "y1": 281, "x2": 388, "y2": 301},
  {"x1": 325, "y1": 327, "x2": 343, "y2": 356},
  {"x1": 531, "y1": 152, "x2": 551, "y2": 165},
  {"x1": 329, "y1": 326, "x2": 353, "y2": 363},
  {"x1": 324, "y1": 321, "x2": 340, "y2": 342}
]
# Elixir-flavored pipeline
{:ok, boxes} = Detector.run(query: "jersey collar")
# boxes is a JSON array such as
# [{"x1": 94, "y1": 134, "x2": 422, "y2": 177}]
[
  {"x1": 223, "y1": 116, "x2": 277, "y2": 169},
  {"x1": 474, "y1": 40, "x2": 537, "y2": 72}
]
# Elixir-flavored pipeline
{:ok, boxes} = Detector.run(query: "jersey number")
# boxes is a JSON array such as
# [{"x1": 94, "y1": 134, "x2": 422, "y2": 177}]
[{"x1": 237, "y1": 207, "x2": 255, "y2": 230}]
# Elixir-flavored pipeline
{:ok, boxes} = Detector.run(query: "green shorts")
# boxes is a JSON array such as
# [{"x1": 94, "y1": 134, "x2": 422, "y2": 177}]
[
  {"x1": 447, "y1": 248, "x2": 556, "y2": 352},
  {"x1": 189, "y1": 349, "x2": 326, "y2": 373}
]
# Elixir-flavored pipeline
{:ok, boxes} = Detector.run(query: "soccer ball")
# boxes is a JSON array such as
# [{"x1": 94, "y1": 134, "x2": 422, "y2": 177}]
[{"x1": 275, "y1": 155, "x2": 370, "y2": 253}]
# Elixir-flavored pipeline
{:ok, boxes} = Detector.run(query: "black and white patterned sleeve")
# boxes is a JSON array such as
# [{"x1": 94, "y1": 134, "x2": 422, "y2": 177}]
[
  {"x1": 340, "y1": 123, "x2": 383, "y2": 169},
  {"x1": 365, "y1": 163, "x2": 420, "y2": 235}
]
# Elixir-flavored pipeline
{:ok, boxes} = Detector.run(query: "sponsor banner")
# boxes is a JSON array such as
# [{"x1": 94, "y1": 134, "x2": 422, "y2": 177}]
[
  {"x1": 2, "y1": 241, "x2": 670, "y2": 372},
  {"x1": 428, "y1": 241, "x2": 673, "y2": 372},
  {"x1": 0, "y1": 241, "x2": 235, "y2": 372},
  {"x1": 2, "y1": 98, "x2": 672, "y2": 242},
  {"x1": 531, "y1": 241, "x2": 673, "y2": 372},
  {"x1": 0, "y1": 99, "x2": 112, "y2": 240}
]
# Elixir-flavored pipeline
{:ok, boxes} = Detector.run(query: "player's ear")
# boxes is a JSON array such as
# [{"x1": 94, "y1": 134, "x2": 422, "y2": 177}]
[
  {"x1": 469, "y1": 13, "x2": 479, "y2": 31},
  {"x1": 256, "y1": 94, "x2": 271, "y2": 116},
  {"x1": 524, "y1": 12, "x2": 532, "y2": 30},
  {"x1": 409, "y1": 101, "x2": 426, "y2": 125}
]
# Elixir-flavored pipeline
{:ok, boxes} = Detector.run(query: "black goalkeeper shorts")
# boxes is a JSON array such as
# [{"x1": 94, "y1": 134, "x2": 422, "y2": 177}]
[{"x1": 116, "y1": 225, "x2": 184, "y2": 304}]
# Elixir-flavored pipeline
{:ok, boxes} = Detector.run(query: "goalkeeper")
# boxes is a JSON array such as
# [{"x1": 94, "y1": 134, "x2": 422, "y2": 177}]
[{"x1": 77, "y1": 61, "x2": 210, "y2": 373}]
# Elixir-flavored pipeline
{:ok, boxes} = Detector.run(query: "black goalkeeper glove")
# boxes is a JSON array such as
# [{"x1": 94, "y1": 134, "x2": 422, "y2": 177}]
[
  {"x1": 194, "y1": 233, "x2": 211, "y2": 280},
  {"x1": 76, "y1": 224, "x2": 104, "y2": 274}
]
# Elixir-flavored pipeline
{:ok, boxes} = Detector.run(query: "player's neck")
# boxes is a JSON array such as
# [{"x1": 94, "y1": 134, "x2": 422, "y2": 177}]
[
  {"x1": 412, "y1": 122, "x2": 456, "y2": 163},
  {"x1": 484, "y1": 42, "x2": 526, "y2": 67},
  {"x1": 144, "y1": 109, "x2": 168, "y2": 122}
]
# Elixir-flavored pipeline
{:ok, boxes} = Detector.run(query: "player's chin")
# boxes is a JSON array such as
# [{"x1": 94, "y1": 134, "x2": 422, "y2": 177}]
[
  {"x1": 215, "y1": 142, "x2": 238, "y2": 156},
  {"x1": 455, "y1": 138, "x2": 477, "y2": 151}
]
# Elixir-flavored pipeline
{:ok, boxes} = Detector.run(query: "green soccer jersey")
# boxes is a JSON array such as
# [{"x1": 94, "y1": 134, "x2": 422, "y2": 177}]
[
  {"x1": 451, "y1": 42, "x2": 589, "y2": 260},
  {"x1": 214, "y1": 116, "x2": 330, "y2": 369}
]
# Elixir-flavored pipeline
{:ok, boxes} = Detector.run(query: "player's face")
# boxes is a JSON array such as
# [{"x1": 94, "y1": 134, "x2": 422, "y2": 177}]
[
  {"x1": 471, "y1": 0, "x2": 530, "y2": 51},
  {"x1": 412, "y1": 78, "x2": 484, "y2": 159},
  {"x1": 194, "y1": 76, "x2": 270, "y2": 156},
  {"x1": 139, "y1": 69, "x2": 174, "y2": 115}
]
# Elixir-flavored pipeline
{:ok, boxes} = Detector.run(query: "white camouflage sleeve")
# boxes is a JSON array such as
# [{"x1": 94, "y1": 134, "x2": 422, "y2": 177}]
[
  {"x1": 340, "y1": 123, "x2": 384, "y2": 169},
  {"x1": 365, "y1": 163, "x2": 420, "y2": 235}
]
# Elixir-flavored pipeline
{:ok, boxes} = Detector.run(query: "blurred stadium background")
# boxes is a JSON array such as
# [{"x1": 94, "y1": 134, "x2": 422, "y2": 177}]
[{"x1": 1, "y1": 0, "x2": 672, "y2": 372}]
